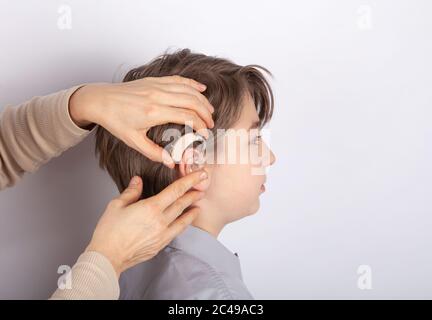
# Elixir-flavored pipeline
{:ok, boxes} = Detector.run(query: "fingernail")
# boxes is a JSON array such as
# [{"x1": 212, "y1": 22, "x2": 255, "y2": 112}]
[
  {"x1": 210, "y1": 105, "x2": 215, "y2": 113},
  {"x1": 198, "y1": 129, "x2": 209, "y2": 139},
  {"x1": 199, "y1": 83, "x2": 207, "y2": 90},
  {"x1": 204, "y1": 129, "x2": 210, "y2": 139},
  {"x1": 200, "y1": 171, "x2": 208, "y2": 180},
  {"x1": 130, "y1": 176, "x2": 140, "y2": 186}
]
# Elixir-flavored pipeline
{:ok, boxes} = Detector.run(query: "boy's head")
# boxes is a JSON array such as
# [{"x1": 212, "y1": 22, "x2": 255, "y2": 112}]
[{"x1": 96, "y1": 49, "x2": 276, "y2": 233}]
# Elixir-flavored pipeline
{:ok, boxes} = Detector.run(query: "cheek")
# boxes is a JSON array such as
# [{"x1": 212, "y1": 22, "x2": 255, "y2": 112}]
[
  {"x1": 228, "y1": 164, "x2": 262, "y2": 217},
  {"x1": 210, "y1": 164, "x2": 261, "y2": 202}
]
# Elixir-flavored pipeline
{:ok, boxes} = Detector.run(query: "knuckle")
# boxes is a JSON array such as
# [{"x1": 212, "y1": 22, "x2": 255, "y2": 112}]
[
  {"x1": 147, "y1": 88, "x2": 161, "y2": 100},
  {"x1": 145, "y1": 201, "x2": 160, "y2": 213},
  {"x1": 181, "y1": 109, "x2": 193, "y2": 118},
  {"x1": 147, "y1": 90, "x2": 157, "y2": 100},
  {"x1": 152, "y1": 216, "x2": 162, "y2": 228},
  {"x1": 189, "y1": 95, "x2": 200, "y2": 106},
  {"x1": 154, "y1": 218, "x2": 167, "y2": 233},
  {"x1": 186, "y1": 78, "x2": 194, "y2": 87},
  {"x1": 184, "y1": 110, "x2": 203, "y2": 128},
  {"x1": 142, "y1": 85, "x2": 153, "y2": 97},
  {"x1": 178, "y1": 93, "x2": 190, "y2": 105},
  {"x1": 172, "y1": 75, "x2": 182, "y2": 82},
  {"x1": 144, "y1": 105, "x2": 157, "y2": 118},
  {"x1": 194, "y1": 115, "x2": 205, "y2": 128},
  {"x1": 197, "y1": 95, "x2": 207, "y2": 108},
  {"x1": 160, "y1": 217, "x2": 169, "y2": 229},
  {"x1": 173, "y1": 183, "x2": 186, "y2": 197},
  {"x1": 173, "y1": 198, "x2": 186, "y2": 212}
]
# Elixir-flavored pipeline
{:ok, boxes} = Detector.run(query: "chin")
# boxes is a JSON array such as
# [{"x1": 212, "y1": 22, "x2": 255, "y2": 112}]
[
  {"x1": 247, "y1": 198, "x2": 261, "y2": 216},
  {"x1": 229, "y1": 199, "x2": 260, "y2": 222}
]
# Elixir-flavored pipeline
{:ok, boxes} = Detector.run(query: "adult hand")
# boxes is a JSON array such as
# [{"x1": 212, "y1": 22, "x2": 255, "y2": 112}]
[
  {"x1": 69, "y1": 75, "x2": 215, "y2": 168},
  {"x1": 85, "y1": 169, "x2": 208, "y2": 277}
]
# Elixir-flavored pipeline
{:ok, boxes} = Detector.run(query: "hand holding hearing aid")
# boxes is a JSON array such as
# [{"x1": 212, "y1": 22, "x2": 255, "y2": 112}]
[{"x1": 69, "y1": 75, "x2": 215, "y2": 168}]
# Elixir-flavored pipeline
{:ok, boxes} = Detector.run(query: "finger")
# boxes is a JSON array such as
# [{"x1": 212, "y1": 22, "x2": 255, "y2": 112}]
[
  {"x1": 130, "y1": 131, "x2": 175, "y2": 168},
  {"x1": 115, "y1": 176, "x2": 143, "y2": 206},
  {"x1": 150, "y1": 91, "x2": 214, "y2": 128},
  {"x1": 151, "y1": 170, "x2": 208, "y2": 210},
  {"x1": 163, "y1": 191, "x2": 205, "y2": 223},
  {"x1": 162, "y1": 207, "x2": 201, "y2": 243},
  {"x1": 156, "y1": 83, "x2": 214, "y2": 113},
  {"x1": 151, "y1": 75, "x2": 207, "y2": 92},
  {"x1": 147, "y1": 106, "x2": 210, "y2": 138}
]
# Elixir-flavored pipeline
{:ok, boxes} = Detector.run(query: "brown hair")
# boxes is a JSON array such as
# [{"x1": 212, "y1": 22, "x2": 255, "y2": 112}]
[{"x1": 95, "y1": 48, "x2": 274, "y2": 199}]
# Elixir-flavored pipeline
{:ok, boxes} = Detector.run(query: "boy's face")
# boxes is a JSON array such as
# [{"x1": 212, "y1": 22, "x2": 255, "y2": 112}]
[{"x1": 202, "y1": 93, "x2": 276, "y2": 224}]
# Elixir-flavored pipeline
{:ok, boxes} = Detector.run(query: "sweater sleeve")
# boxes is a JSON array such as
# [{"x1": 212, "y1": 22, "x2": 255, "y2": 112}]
[
  {"x1": 0, "y1": 87, "x2": 120, "y2": 299},
  {"x1": 50, "y1": 251, "x2": 120, "y2": 300},
  {"x1": 0, "y1": 85, "x2": 92, "y2": 190}
]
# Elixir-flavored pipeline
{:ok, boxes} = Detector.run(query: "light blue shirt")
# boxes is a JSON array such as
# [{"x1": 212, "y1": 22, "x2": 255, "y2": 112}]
[{"x1": 120, "y1": 226, "x2": 254, "y2": 300}]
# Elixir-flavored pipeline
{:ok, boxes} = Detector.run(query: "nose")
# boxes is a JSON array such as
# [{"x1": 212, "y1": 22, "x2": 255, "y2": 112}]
[
  {"x1": 269, "y1": 149, "x2": 276, "y2": 166},
  {"x1": 261, "y1": 142, "x2": 276, "y2": 167}
]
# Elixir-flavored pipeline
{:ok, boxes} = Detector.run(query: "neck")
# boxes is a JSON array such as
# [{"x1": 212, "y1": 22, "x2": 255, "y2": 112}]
[
  {"x1": 192, "y1": 220, "x2": 225, "y2": 238},
  {"x1": 191, "y1": 201, "x2": 226, "y2": 238}
]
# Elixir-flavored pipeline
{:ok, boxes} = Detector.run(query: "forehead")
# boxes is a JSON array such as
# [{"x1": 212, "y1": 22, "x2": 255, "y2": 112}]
[{"x1": 231, "y1": 93, "x2": 260, "y2": 130}]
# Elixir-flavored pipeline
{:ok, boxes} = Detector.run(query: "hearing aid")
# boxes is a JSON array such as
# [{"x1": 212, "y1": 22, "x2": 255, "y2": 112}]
[{"x1": 168, "y1": 132, "x2": 207, "y2": 164}]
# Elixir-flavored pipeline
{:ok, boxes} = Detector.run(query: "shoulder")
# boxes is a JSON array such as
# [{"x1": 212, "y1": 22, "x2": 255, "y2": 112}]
[{"x1": 141, "y1": 248, "x2": 250, "y2": 300}]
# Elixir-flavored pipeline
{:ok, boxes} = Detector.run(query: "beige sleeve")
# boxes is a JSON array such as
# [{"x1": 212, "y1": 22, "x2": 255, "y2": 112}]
[
  {"x1": 0, "y1": 86, "x2": 120, "y2": 299},
  {"x1": 0, "y1": 85, "x2": 91, "y2": 190},
  {"x1": 50, "y1": 251, "x2": 120, "y2": 300}
]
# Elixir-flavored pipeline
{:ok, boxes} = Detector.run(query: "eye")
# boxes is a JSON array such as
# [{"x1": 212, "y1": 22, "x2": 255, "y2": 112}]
[{"x1": 251, "y1": 134, "x2": 262, "y2": 145}]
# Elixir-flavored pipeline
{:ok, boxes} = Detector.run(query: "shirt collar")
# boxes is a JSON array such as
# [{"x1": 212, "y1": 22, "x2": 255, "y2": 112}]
[{"x1": 167, "y1": 225, "x2": 243, "y2": 280}]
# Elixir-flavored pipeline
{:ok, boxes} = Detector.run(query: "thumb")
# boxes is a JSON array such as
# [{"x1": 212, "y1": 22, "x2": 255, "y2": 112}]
[
  {"x1": 116, "y1": 176, "x2": 143, "y2": 206},
  {"x1": 134, "y1": 133, "x2": 175, "y2": 169}
]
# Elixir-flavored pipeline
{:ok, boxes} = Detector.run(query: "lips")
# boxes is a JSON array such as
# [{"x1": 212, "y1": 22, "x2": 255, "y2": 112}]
[{"x1": 260, "y1": 177, "x2": 267, "y2": 192}]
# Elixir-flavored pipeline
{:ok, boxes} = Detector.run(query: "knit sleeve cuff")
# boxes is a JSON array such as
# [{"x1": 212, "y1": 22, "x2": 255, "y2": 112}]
[
  {"x1": 57, "y1": 84, "x2": 97, "y2": 138},
  {"x1": 50, "y1": 251, "x2": 120, "y2": 300}
]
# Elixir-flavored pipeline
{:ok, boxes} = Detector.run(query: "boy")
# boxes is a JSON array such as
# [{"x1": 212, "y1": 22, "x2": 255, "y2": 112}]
[{"x1": 95, "y1": 49, "x2": 276, "y2": 299}]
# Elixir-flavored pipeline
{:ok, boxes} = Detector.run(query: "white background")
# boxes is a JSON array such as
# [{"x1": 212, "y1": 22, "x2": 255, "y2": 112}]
[{"x1": 0, "y1": 0, "x2": 431, "y2": 299}]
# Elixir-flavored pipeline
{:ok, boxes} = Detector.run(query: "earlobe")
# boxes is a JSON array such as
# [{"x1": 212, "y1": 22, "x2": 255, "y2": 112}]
[{"x1": 179, "y1": 148, "x2": 210, "y2": 192}]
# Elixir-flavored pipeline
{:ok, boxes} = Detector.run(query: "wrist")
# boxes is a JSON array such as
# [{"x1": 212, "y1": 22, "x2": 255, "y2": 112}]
[
  {"x1": 85, "y1": 242, "x2": 123, "y2": 279},
  {"x1": 69, "y1": 85, "x2": 98, "y2": 129}
]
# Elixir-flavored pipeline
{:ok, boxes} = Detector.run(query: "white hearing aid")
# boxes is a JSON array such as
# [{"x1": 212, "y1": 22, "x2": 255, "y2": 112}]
[{"x1": 168, "y1": 132, "x2": 206, "y2": 163}]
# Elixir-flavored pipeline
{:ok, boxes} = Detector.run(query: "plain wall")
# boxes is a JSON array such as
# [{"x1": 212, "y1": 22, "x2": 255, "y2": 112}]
[{"x1": 0, "y1": 0, "x2": 431, "y2": 299}]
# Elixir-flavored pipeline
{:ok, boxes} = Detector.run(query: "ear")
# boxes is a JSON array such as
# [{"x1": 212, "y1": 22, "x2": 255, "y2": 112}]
[{"x1": 178, "y1": 147, "x2": 210, "y2": 192}]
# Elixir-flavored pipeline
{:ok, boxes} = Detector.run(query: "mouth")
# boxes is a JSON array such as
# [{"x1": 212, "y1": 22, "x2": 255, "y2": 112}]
[
  {"x1": 260, "y1": 177, "x2": 267, "y2": 193},
  {"x1": 259, "y1": 176, "x2": 267, "y2": 193}
]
